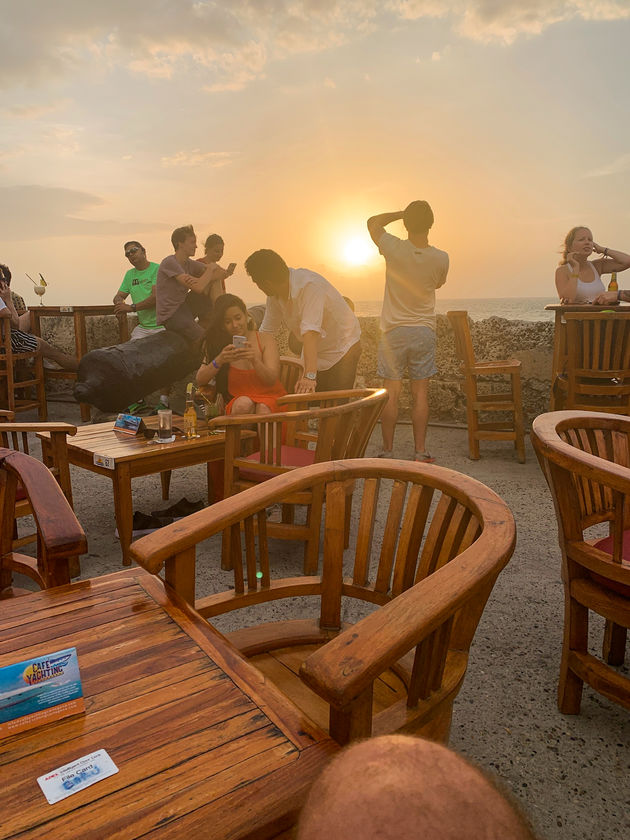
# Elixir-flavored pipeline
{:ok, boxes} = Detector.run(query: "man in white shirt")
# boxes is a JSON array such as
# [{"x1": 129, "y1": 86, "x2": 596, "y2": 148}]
[
  {"x1": 368, "y1": 201, "x2": 449, "y2": 463},
  {"x1": 246, "y1": 249, "x2": 361, "y2": 394}
]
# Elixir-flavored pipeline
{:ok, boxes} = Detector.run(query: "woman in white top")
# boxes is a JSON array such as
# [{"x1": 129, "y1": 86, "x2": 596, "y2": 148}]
[{"x1": 555, "y1": 226, "x2": 630, "y2": 303}]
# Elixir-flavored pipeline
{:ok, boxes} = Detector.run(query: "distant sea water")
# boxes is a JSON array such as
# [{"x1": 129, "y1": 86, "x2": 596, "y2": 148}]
[{"x1": 353, "y1": 297, "x2": 556, "y2": 322}]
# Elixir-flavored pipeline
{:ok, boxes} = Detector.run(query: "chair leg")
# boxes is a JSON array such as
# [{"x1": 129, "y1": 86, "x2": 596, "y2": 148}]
[
  {"x1": 465, "y1": 377, "x2": 480, "y2": 460},
  {"x1": 558, "y1": 594, "x2": 587, "y2": 714},
  {"x1": 160, "y1": 470, "x2": 172, "y2": 500},
  {"x1": 512, "y1": 372, "x2": 526, "y2": 464},
  {"x1": 603, "y1": 620, "x2": 627, "y2": 666},
  {"x1": 34, "y1": 354, "x2": 47, "y2": 421}
]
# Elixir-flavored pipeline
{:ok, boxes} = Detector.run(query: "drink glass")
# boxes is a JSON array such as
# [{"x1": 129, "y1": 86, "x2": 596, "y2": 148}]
[{"x1": 157, "y1": 409, "x2": 173, "y2": 441}]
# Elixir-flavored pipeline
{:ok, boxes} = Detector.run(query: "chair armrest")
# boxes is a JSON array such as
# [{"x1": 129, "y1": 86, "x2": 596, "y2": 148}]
[
  {"x1": 1, "y1": 449, "x2": 85, "y2": 556},
  {"x1": 0, "y1": 423, "x2": 77, "y2": 435},
  {"x1": 0, "y1": 410, "x2": 14, "y2": 421},
  {"x1": 299, "y1": 554, "x2": 499, "y2": 709},
  {"x1": 276, "y1": 389, "x2": 372, "y2": 407}
]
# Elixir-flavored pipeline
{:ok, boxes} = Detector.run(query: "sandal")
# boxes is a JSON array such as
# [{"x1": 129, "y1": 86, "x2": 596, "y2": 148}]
[{"x1": 414, "y1": 452, "x2": 436, "y2": 464}]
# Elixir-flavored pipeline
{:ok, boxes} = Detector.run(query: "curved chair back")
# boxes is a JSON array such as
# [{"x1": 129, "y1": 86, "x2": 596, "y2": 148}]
[
  {"x1": 278, "y1": 356, "x2": 303, "y2": 394},
  {"x1": 560, "y1": 312, "x2": 630, "y2": 413},
  {"x1": 131, "y1": 458, "x2": 515, "y2": 744},
  {"x1": 532, "y1": 410, "x2": 630, "y2": 713}
]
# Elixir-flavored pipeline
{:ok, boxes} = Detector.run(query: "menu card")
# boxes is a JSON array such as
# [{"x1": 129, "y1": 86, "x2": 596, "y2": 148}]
[{"x1": 0, "y1": 647, "x2": 85, "y2": 737}]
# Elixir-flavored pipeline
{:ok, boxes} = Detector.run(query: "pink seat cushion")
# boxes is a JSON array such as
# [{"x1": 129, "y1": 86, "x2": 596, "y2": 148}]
[
  {"x1": 592, "y1": 531, "x2": 630, "y2": 596},
  {"x1": 239, "y1": 446, "x2": 316, "y2": 483}
]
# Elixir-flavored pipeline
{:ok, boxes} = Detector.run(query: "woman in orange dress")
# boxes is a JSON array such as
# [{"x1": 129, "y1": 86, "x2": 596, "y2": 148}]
[{"x1": 196, "y1": 293, "x2": 286, "y2": 417}]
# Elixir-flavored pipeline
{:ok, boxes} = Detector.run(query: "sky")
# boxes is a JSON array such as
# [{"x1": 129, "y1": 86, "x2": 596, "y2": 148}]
[{"x1": 1, "y1": 1, "x2": 630, "y2": 308}]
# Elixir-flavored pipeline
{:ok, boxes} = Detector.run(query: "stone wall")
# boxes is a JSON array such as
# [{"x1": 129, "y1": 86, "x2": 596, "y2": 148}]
[{"x1": 42, "y1": 313, "x2": 554, "y2": 426}]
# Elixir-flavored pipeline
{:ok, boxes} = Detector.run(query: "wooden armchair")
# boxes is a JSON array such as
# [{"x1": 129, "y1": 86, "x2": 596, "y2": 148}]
[
  {"x1": 447, "y1": 310, "x2": 525, "y2": 462},
  {"x1": 532, "y1": 410, "x2": 630, "y2": 714},
  {"x1": 0, "y1": 420, "x2": 77, "y2": 550},
  {"x1": 0, "y1": 448, "x2": 86, "y2": 598},
  {"x1": 131, "y1": 458, "x2": 515, "y2": 745},
  {"x1": 552, "y1": 311, "x2": 630, "y2": 414},
  {"x1": 0, "y1": 318, "x2": 47, "y2": 419},
  {"x1": 209, "y1": 388, "x2": 387, "y2": 573},
  {"x1": 278, "y1": 355, "x2": 303, "y2": 394}
]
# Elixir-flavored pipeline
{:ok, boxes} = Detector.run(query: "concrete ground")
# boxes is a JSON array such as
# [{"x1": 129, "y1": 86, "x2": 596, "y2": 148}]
[{"x1": 9, "y1": 398, "x2": 630, "y2": 840}]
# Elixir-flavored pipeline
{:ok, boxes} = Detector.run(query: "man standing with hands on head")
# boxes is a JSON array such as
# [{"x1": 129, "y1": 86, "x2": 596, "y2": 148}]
[
  {"x1": 245, "y1": 249, "x2": 361, "y2": 394},
  {"x1": 113, "y1": 241, "x2": 163, "y2": 340},
  {"x1": 368, "y1": 200, "x2": 448, "y2": 463}
]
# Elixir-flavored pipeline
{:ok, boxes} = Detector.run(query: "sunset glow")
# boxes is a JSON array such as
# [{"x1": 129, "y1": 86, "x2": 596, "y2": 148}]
[
  {"x1": 342, "y1": 236, "x2": 374, "y2": 267},
  {"x1": 0, "y1": 4, "x2": 628, "y2": 306}
]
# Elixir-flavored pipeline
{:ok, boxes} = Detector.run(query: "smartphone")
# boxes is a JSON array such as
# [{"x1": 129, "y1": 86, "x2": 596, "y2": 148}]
[
  {"x1": 232, "y1": 334, "x2": 247, "y2": 348},
  {"x1": 227, "y1": 262, "x2": 237, "y2": 273}
]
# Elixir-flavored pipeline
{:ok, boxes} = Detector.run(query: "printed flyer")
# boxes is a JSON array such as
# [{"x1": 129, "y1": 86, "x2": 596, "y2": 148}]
[{"x1": 0, "y1": 647, "x2": 85, "y2": 737}]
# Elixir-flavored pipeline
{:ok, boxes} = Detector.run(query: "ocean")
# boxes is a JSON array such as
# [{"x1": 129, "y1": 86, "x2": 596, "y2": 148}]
[{"x1": 353, "y1": 297, "x2": 556, "y2": 322}]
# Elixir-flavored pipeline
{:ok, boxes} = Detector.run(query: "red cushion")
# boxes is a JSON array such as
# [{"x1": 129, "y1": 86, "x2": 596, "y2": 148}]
[
  {"x1": 591, "y1": 531, "x2": 630, "y2": 596},
  {"x1": 239, "y1": 446, "x2": 316, "y2": 483}
]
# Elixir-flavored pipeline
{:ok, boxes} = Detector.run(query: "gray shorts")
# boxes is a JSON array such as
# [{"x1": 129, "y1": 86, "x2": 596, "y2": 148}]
[{"x1": 377, "y1": 325, "x2": 436, "y2": 381}]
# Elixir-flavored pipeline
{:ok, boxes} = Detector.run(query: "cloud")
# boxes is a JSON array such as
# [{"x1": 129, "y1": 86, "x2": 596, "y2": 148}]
[
  {"x1": 0, "y1": 185, "x2": 170, "y2": 240},
  {"x1": 585, "y1": 153, "x2": 630, "y2": 179},
  {"x1": 1, "y1": 1, "x2": 628, "y2": 94},
  {"x1": 160, "y1": 150, "x2": 234, "y2": 168},
  {"x1": 4, "y1": 99, "x2": 71, "y2": 120}
]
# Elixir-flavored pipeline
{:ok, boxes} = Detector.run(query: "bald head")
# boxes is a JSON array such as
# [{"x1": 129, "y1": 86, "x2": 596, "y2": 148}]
[{"x1": 297, "y1": 736, "x2": 537, "y2": 840}]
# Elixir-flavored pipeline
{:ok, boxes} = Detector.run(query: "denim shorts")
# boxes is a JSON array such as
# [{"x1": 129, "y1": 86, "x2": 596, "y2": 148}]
[{"x1": 377, "y1": 325, "x2": 437, "y2": 381}]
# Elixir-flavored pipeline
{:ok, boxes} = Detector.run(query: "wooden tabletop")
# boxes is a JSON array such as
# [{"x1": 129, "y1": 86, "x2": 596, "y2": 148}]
[
  {"x1": 0, "y1": 570, "x2": 336, "y2": 839},
  {"x1": 544, "y1": 303, "x2": 630, "y2": 312}
]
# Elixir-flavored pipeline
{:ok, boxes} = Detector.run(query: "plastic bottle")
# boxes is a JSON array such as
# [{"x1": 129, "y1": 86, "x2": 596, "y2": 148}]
[
  {"x1": 184, "y1": 383, "x2": 198, "y2": 439},
  {"x1": 608, "y1": 272, "x2": 618, "y2": 292}
]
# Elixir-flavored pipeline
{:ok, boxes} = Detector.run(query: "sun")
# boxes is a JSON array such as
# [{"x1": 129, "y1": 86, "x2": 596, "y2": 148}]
[{"x1": 342, "y1": 235, "x2": 373, "y2": 266}]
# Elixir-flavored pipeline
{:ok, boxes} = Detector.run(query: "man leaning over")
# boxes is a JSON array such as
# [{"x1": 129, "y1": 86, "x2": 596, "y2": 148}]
[
  {"x1": 368, "y1": 200, "x2": 448, "y2": 463},
  {"x1": 113, "y1": 241, "x2": 163, "y2": 340},
  {"x1": 245, "y1": 249, "x2": 361, "y2": 394}
]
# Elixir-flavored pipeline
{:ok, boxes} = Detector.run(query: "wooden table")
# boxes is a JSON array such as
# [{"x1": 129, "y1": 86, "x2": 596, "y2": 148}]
[
  {"x1": 29, "y1": 305, "x2": 131, "y2": 422},
  {"x1": 0, "y1": 570, "x2": 336, "y2": 839},
  {"x1": 38, "y1": 419, "x2": 252, "y2": 566},
  {"x1": 545, "y1": 303, "x2": 630, "y2": 408}
]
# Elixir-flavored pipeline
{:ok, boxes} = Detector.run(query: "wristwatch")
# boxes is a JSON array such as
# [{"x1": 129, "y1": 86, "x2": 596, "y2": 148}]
[
  {"x1": 305, "y1": 372, "x2": 317, "y2": 381},
  {"x1": 131, "y1": 303, "x2": 137, "y2": 312}
]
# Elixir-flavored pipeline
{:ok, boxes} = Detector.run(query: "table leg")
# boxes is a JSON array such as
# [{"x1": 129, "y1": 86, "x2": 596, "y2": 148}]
[
  {"x1": 160, "y1": 470, "x2": 171, "y2": 500},
  {"x1": 112, "y1": 463, "x2": 134, "y2": 566}
]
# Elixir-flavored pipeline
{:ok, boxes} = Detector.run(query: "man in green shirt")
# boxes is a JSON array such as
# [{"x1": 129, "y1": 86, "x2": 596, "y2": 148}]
[{"x1": 114, "y1": 241, "x2": 164, "y2": 340}]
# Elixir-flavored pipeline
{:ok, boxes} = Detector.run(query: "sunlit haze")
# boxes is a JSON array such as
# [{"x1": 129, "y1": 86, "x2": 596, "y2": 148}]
[{"x1": 1, "y1": 2, "x2": 629, "y2": 308}]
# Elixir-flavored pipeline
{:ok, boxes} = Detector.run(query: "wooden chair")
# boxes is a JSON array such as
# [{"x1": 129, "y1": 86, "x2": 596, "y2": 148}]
[
  {"x1": 552, "y1": 311, "x2": 630, "y2": 414},
  {"x1": 447, "y1": 310, "x2": 525, "y2": 463},
  {"x1": 131, "y1": 458, "x2": 515, "y2": 745},
  {"x1": 0, "y1": 318, "x2": 47, "y2": 419},
  {"x1": 209, "y1": 388, "x2": 388, "y2": 573},
  {"x1": 0, "y1": 420, "x2": 77, "y2": 550},
  {"x1": 279, "y1": 355, "x2": 303, "y2": 394},
  {"x1": 532, "y1": 410, "x2": 630, "y2": 714},
  {"x1": 0, "y1": 448, "x2": 86, "y2": 599}
]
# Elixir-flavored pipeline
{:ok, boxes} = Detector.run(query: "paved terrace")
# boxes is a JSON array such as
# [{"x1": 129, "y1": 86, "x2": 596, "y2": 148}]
[{"x1": 9, "y1": 397, "x2": 629, "y2": 840}]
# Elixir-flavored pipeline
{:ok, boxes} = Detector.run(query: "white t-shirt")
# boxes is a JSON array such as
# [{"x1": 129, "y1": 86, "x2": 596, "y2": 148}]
[
  {"x1": 378, "y1": 232, "x2": 449, "y2": 332},
  {"x1": 260, "y1": 268, "x2": 361, "y2": 370}
]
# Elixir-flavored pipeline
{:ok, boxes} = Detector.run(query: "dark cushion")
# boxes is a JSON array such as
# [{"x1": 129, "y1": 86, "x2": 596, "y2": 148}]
[{"x1": 592, "y1": 531, "x2": 630, "y2": 596}]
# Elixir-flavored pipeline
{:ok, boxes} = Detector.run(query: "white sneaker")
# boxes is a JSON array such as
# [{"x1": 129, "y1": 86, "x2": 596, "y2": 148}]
[{"x1": 43, "y1": 359, "x2": 63, "y2": 370}]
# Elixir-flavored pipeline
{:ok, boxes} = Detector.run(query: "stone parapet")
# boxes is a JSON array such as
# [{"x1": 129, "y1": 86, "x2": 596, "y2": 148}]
[{"x1": 41, "y1": 313, "x2": 553, "y2": 425}]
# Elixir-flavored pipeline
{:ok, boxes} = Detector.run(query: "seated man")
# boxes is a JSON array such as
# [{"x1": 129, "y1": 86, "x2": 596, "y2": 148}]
[
  {"x1": 0, "y1": 278, "x2": 78, "y2": 370},
  {"x1": 297, "y1": 735, "x2": 538, "y2": 840},
  {"x1": 245, "y1": 249, "x2": 361, "y2": 393},
  {"x1": 156, "y1": 225, "x2": 233, "y2": 343},
  {"x1": 113, "y1": 241, "x2": 164, "y2": 340}
]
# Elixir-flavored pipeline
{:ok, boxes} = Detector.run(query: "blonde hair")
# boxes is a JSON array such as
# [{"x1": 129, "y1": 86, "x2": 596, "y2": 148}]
[{"x1": 559, "y1": 226, "x2": 590, "y2": 265}]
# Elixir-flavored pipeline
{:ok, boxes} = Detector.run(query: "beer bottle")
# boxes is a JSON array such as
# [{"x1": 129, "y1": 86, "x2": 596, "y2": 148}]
[
  {"x1": 184, "y1": 383, "x2": 198, "y2": 439},
  {"x1": 608, "y1": 272, "x2": 618, "y2": 292}
]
